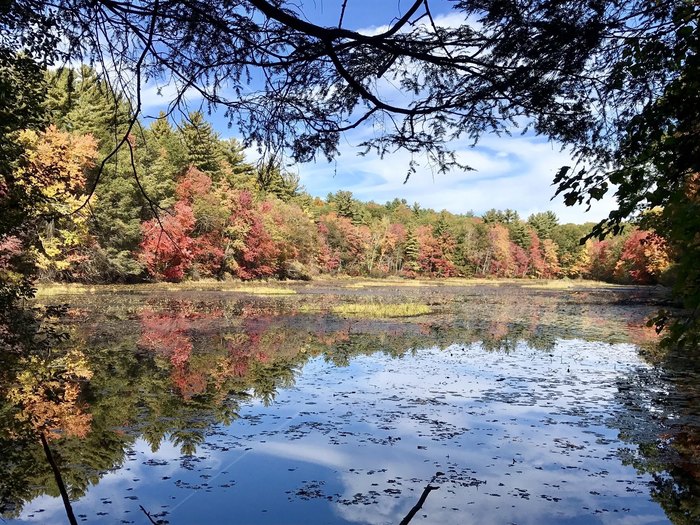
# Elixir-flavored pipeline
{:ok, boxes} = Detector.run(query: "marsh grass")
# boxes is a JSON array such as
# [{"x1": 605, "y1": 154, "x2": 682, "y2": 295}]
[
  {"x1": 518, "y1": 279, "x2": 624, "y2": 290},
  {"x1": 331, "y1": 302, "x2": 431, "y2": 318},
  {"x1": 35, "y1": 284, "x2": 98, "y2": 297},
  {"x1": 345, "y1": 279, "x2": 434, "y2": 289},
  {"x1": 34, "y1": 277, "x2": 624, "y2": 300},
  {"x1": 225, "y1": 286, "x2": 297, "y2": 295},
  {"x1": 36, "y1": 281, "x2": 297, "y2": 297}
]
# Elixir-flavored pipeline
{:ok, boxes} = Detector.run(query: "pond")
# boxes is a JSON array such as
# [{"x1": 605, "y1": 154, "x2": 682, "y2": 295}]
[{"x1": 1, "y1": 281, "x2": 699, "y2": 524}]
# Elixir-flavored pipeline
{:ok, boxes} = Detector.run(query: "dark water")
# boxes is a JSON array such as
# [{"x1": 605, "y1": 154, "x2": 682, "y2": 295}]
[{"x1": 1, "y1": 283, "x2": 699, "y2": 524}]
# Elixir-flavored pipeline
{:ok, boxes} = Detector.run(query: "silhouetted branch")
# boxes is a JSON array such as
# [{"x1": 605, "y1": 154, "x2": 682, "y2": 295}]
[
  {"x1": 40, "y1": 432, "x2": 78, "y2": 525},
  {"x1": 139, "y1": 504, "x2": 161, "y2": 525},
  {"x1": 398, "y1": 471, "x2": 443, "y2": 525}
]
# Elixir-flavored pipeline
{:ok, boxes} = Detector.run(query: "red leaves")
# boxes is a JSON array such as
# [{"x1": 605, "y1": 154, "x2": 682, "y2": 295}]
[
  {"x1": 140, "y1": 201, "x2": 197, "y2": 281},
  {"x1": 615, "y1": 230, "x2": 671, "y2": 284},
  {"x1": 415, "y1": 225, "x2": 457, "y2": 277},
  {"x1": 176, "y1": 166, "x2": 212, "y2": 202},
  {"x1": 135, "y1": 165, "x2": 669, "y2": 286}
]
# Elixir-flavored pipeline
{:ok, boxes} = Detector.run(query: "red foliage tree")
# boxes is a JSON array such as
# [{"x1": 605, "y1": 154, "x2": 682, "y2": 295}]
[
  {"x1": 527, "y1": 230, "x2": 546, "y2": 278},
  {"x1": 416, "y1": 225, "x2": 456, "y2": 277},
  {"x1": 222, "y1": 191, "x2": 279, "y2": 279},
  {"x1": 139, "y1": 201, "x2": 196, "y2": 281},
  {"x1": 587, "y1": 239, "x2": 617, "y2": 281},
  {"x1": 511, "y1": 243, "x2": 529, "y2": 277},
  {"x1": 379, "y1": 222, "x2": 407, "y2": 274},
  {"x1": 317, "y1": 213, "x2": 369, "y2": 274},
  {"x1": 614, "y1": 230, "x2": 671, "y2": 284},
  {"x1": 176, "y1": 166, "x2": 213, "y2": 202},
  {"x1": 237, "y1": 214, "x2": 279, "y2": 279},
  {"x1": 316, "y1": 222, "x2": 341, "y2": 273}
]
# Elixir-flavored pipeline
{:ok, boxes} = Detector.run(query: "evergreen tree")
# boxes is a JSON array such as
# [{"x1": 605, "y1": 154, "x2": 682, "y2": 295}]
[
  {"x1": 46, "y1": 66, "x2": 130, "y2": 152},
  {"x1": 527, "y1": 211, "x2": 559, "y2": 240},
  {"x1": 482, "y1": 209, "x2": 505, "y2": 224},
  {"x1": 90, "y1": 166, "x2": 145, "y2": 281},
  {"x1": 257, "y1": 162, "x2": 301, "y2": 202},
  {"x1": 433, "y1": 212, "x2": 450, "y2": 238},
  {"x1": 138, "y1": 113, "x2": 188, "y2": 210},
  {"x1": 221, "y1": 138, "x2": 257, "y2": 192},
  {"x1": 507, "y1": 221, "x2": 531, "y2": 250},
  {"x1": 329, "y1": 190, "x2": 366, "y2": 225},
  {"x1": 402, "y1": 229, "x2": 420, "y2": 274},
  {"x1": 180, "y1": 112, "x2": 226, "y2": 179}
]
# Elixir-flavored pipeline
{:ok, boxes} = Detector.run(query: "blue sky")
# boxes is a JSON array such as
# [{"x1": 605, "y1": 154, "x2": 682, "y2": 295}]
[{"x1": 140, "y1": 1, "x2": 617, "y2": 224}]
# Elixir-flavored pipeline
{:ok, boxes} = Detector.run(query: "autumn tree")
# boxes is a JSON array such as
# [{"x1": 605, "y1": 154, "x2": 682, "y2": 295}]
[
  {"x1": 317, "y1": 212, "x2": 372, "y2": 275},
  {"x1": 223, "y1": 191, "x2": 279, "y2": 279},
  {"x1": 614, "y1": 230, "x2": 671, "y2": 285},
  {"x1": 140, "y1": 201, "x2": 196, "y2": 281},
  {"x1": 541, "y1": 239, "x2": 561, "y2": 279},
  {"x1": 265, "y1": 198, "x2": 319, "y2": 279},
  {"x1": 527, "y1": 230, "x2": 546, "y2": 278},
  {"x1": 14, "y1": 126, "x2": 99, "y2": 280},
  {"x1": 415, "y1": 225, "x2": 457, "y2": 277},
  {"x1": 484, "y1": 224, "x2": 515, "y2": 278}
]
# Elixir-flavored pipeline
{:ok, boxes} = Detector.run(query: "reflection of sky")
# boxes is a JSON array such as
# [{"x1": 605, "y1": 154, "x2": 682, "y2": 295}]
[{"x1": 12, "y1": 341, "x2": 669, "y2": 525}]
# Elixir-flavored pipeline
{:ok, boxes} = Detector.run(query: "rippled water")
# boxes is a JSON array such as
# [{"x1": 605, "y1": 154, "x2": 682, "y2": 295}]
[{"x1": 1, "y1": 283, "x2": 698, "y2": 524}]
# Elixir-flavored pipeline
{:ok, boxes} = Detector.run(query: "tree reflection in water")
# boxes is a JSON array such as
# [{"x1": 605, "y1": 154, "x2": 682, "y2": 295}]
[
  {"x1": 0, "y1": 285, "x2": 697, "y2": 524},
  {"x1": 613, "y1": 348, "x2": 700, "y2": 525}
]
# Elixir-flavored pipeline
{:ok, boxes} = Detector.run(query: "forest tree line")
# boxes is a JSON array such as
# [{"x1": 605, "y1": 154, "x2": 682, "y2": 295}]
[{"x1": 5, "y1": 67, "x2": 674, "y2": 286}]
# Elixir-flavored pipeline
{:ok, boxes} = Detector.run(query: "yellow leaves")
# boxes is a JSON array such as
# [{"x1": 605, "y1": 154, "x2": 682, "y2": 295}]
[
  {"x1": 14, "y1": 127, "x2": 98, "y2": 277},
  {"x1": 16, "y1": 125, "x2": 98, "y2": 207},
  {"x1": 6, "y1": 349, "x2": 93, "y2": 441},
  {"x1": 566, "y1": 241, "x2": 592, "y2": 279},
  {"x1": 42, "y1": 237, "x2": 62, "y2": 258}
]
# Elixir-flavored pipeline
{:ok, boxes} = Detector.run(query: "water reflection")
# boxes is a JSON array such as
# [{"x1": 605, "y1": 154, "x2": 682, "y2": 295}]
[
  {"x1": 612, "y1": 349, "x2": 700, "y2": 525},
  {"x1": 0, "y1": 285, "x2": 695, "y2": 524}
]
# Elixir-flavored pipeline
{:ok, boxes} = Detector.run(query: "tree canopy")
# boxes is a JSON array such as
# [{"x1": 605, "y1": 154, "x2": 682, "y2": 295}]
[{"x1": 3, "y1": 1, "x2": 689, "y2": 167}]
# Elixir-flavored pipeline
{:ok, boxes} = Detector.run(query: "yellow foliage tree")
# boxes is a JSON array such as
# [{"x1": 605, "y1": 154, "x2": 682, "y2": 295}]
[{"x1": 15, "y1": 126, "x2": 98, "y2": 279}]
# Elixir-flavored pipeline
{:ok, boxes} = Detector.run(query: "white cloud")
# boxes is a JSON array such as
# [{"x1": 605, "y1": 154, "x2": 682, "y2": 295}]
[
  {"x1": 298, "y1": 132, "x2": 616, "y2": 224},
  {"x1": 139, "y1": 77, "x2": 206, "y2": 118}
]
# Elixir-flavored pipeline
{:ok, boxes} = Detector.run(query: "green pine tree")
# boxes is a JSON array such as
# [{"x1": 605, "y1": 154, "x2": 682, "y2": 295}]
[
  {"x1": 180, "y1": 112, "x2": 226, "y2": 179},
  {"x1": 403, "y1": 229, "x2": 420, "y2": 272},
  {"x1": 221, "y1": 138, "x2": 257, "y2": 191},
  {"x1": 46, "y1": 65, "x2": 131, "y2": 152},
  {"x1": 137, "y1": 113, "x2": 189, "y2": 210}
]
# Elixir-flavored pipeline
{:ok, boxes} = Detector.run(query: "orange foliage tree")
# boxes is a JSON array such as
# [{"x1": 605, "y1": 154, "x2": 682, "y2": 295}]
[{"x1": 614, "y1": 230, "x2": 671, "y2": 284}]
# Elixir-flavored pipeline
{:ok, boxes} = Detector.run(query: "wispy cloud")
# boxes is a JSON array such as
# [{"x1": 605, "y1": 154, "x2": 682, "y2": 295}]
[{"x1": 298, "y1": 132, "x2": 616, "y2": 224}]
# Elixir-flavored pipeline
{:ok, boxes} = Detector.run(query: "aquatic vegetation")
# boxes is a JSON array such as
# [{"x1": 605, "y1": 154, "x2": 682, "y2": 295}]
[{"x1": 331, "y1": 302, "x2": 432, "y2": 318}]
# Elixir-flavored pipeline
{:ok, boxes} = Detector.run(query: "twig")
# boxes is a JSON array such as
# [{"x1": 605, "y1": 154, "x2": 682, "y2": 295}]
[
  {"x1": 398, "y1": 471, "x2": 443, "y2": 525},
  {"x1": 139, "y1": 505, "x2": 160, "y2": 525}
]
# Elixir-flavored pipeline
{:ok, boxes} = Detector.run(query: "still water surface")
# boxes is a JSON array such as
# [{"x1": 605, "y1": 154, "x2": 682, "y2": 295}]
[{"x1": 1, "y1": 283, "x2": 698, "y2": 524}]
